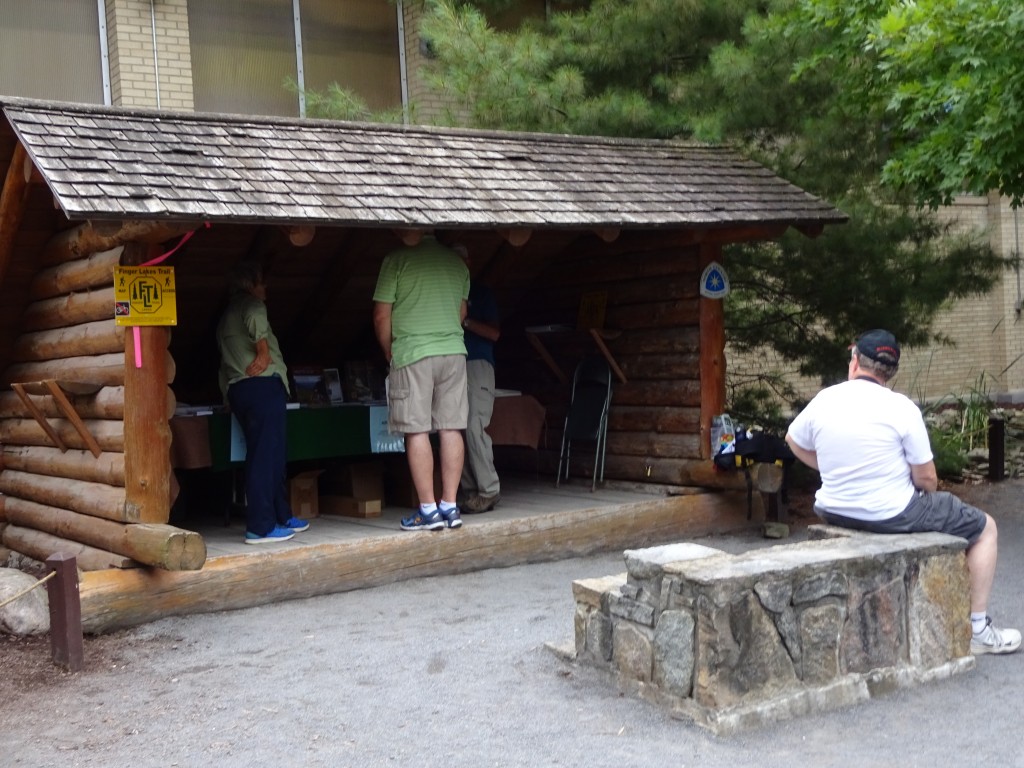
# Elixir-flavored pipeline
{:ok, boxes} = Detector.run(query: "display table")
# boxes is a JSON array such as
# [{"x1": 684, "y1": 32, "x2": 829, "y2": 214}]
[
  {"x1": 170, "y1": 404, "x2": 401, "y2": 472},
  {"x1": 486, "y1": 394, "x2": 546, "y2": 449}
]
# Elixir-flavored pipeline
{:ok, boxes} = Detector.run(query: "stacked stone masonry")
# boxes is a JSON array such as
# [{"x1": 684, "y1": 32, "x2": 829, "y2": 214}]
[{"x1": 571, "y1": 526, "x2": 974, "y2": 734}]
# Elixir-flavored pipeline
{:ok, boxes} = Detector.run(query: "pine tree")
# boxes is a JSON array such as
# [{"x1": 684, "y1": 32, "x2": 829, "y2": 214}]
[{"x1": 418, "y1": 0, "x2": 1004, "y2": 403}]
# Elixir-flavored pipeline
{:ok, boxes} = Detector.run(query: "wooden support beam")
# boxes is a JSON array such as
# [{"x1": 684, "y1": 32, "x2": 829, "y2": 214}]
[
  {"x1": 121, "y1": 241, "x2": 173, "y2": 524},
  {"x1": 0, "y1": 142, "x2": 31, "y2": 289},
  {"x1": 594, "y1": 227, "x2": 620, "y2": 243},
  {"x1": 698, "y1": 243, "x2": 726, "y2": 459},
  {"x1": 45, "y1": 380, "x2": 103, "y2": 458},
  {"x1": 10, "y1": 383, "x2": 68, "y2": 452},
  {"x1": 526, "y1": 332, "x2": 569, "y2": 385},
  {"x1": 588, "y1": 329, "x2": 628, "y2": 384}
]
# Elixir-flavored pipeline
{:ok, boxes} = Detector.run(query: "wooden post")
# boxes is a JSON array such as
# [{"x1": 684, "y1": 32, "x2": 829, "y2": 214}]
[
  {"x1": 989, "y1": 416, "x2": 1005, "y2": 481},
  {"x1": 0, "y1": 142, "x2": 31, "y2": 288},
  {"x1": 698, "y1": 243, "x2": 726, "y2": 459},
  {"x1": 122, "y1": 242, "x2": 173, "y2": 523},
  {"x1": 45, "y1": 552, "x2": 84, "y2": 672}
]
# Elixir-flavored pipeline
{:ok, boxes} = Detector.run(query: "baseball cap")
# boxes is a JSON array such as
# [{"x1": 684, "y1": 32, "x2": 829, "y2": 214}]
[{"x1": 854, "y1": 329, "x2": 900, "y2": 365}]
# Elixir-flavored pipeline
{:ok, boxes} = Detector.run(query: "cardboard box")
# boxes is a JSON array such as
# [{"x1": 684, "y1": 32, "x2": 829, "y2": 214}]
[
  {"x1": 340, "y1": 461, "x2": 384, "y2": 500},
  {"x1": 384, "y1": 456, "x2": 442, "y2": 509},
  {"x1": 320, "y1": 495, "x2": 382, "y2": 518},
  {"x1": 289, "y1": 470, "x2": 323, "y2": 520}
]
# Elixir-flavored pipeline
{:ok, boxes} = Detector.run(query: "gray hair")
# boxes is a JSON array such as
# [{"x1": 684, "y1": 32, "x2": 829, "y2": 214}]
[
  {"x1": 853, "y1": 347, "x2": 898, "y2": 382},
  {"x1": 228, "y1": 261, "x2": 263, "y2": 294}
]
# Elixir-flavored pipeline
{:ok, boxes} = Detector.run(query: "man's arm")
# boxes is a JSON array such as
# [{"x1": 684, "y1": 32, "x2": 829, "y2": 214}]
[
  {"x1": 245, "y1": 337, "x2": 271, "y2": 377},
  {"x1": 910, "y1": 461, "x2": 938, "y2": 492},
  {"x1": 785, "y1": 433, "x2": 819, "y2": 470},
  {"x1": 373, "y1": 301, "x2": 393, "y2": 364}
]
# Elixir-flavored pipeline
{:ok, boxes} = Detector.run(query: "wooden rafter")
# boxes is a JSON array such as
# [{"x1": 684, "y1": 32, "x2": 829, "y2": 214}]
[{"x1": 0, "y1": 141, "x2": 31, "y2": 288}]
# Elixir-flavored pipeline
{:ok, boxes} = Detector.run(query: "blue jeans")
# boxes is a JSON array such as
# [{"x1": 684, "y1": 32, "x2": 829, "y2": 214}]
[{"x1": 227, "y1": 375, "x2": 290, "y2": 536}]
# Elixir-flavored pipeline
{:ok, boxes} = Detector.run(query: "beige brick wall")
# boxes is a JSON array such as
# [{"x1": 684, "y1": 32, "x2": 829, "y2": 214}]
[
  {"x1": 730, "y1": 193, "x2": 1024, "y2": 407},
  {"x1": 106, "y1": 0, "x2": 193, "y2": 110},
  {"x1": 401, "y1": 0, "x2": 465, "y2": 126}
]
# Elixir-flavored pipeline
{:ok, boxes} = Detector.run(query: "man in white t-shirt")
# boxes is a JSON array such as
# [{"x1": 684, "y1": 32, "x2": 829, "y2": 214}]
[{"x1": 786, "y1": 329, "x2": 1020, "y2": 655}]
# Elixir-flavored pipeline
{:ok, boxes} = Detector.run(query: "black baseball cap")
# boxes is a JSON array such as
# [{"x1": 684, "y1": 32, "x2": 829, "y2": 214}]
[{"x1": 854, "y1": 329, "x2": 900, "y2": 365}]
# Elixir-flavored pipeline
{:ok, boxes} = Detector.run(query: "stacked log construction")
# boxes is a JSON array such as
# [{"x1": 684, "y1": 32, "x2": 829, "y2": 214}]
[
  {"x1": 495, "y1": 238, "x2": 740, "y2": 491},
  {"x1": 0, "y1": 228, "x2": 205, "y2": 571}
]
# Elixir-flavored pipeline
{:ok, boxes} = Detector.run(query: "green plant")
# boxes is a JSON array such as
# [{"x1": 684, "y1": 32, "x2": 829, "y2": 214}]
[
  {"x1": 927, "y1": 423, "x2": 968, "y2": 479},
  {"x1": 920, "y1": 372, "x2": 997, "y2": 479}
]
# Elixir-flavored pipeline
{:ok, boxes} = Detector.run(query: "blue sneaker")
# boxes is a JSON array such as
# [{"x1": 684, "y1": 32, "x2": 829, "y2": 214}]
[
  {"x1": 244, "y1": 525, "x2": 295, "y2": 545},
  {"x1": 284, "y1": 517, "x2": 310, "y2": 533},
  {"x1": 400, "y1": 508, "x2": 445, "y2": 531},
  {"x1": 439, "y1": 504, "x2": 462, "y2": 529}
]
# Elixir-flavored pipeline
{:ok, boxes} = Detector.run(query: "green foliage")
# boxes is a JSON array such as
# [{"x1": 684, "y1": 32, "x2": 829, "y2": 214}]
[
  {"x1": 284, "y1": 78, "x2": 407, "y2": 124},
  {"x1": 420, "y1": 0, "x2": 1007, "y2": 396},
  {"x1": 927, "y1": 424, "x2": 969, "y2": 480},
  {"x1": 920, "y1": 373, "x2": 996, "y2": 479},
  {"x1": 781, "y1": 0, "x2": 1024, "y2": 209}
]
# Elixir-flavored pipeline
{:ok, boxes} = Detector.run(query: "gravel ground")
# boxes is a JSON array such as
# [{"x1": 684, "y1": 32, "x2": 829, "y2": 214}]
[{"x1": 2, "y1": 480, "x2": 1023, "y2": 768}]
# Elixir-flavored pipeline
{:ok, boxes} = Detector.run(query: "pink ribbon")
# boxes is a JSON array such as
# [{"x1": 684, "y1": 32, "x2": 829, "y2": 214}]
[{"x1": 132, "y1": 224, "x2": 210, "y2": 368}]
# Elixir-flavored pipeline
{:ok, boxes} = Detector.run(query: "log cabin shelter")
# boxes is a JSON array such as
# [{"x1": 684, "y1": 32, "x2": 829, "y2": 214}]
[{"x1": 0, "y1": 97, "x2": 845, "y2": 621}]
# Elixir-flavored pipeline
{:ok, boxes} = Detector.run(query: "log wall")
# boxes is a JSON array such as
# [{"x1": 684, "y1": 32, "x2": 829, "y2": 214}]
[
  {"x1": 497, "y1": 238, "x2": 727, "y2": 488},
  {"x1": 0, "y1": 233, "x2": 204, "y2": 571}
]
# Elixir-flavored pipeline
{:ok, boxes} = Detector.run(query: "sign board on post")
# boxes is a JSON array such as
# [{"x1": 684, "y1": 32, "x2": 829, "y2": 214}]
[
  {"x1": 114, "y1": 265, "x2": 178, "y2": 326},
  {"x1": 699, "y1": 261, "x2": 730, "y2": 300}
]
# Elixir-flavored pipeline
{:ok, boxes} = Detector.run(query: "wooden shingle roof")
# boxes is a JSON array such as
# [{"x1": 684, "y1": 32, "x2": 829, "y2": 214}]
[{"x1": 2, "y1": 97, "x2": 845, "y2": 230}]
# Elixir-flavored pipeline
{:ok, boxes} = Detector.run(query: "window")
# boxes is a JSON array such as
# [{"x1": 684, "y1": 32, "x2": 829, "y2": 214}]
[
  {"x1": 189, "y1": 0, "x2": 401, "y2": 118},
  {"x1": 0, "y1": 0, "x2": 105, "y2": 103},
  {"x1": 301, "y1": 0, "x2": 400, "y2": 113},
  {"x1": 189, "y1": 0, "x2": 298, "y2": 116}
]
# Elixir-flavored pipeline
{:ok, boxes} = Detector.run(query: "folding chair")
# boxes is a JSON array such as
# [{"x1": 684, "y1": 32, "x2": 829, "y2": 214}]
[{"x1": 555, "y1": 355, "x2": 612, "y2": 491}]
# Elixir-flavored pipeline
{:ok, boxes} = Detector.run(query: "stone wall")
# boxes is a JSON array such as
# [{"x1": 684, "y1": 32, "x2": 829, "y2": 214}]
[{"x1": 570, "y1": 527, "x2": 974, "y2": 734}]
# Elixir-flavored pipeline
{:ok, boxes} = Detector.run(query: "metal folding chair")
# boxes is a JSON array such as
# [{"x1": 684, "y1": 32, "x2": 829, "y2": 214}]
[{"x1": 555, "y1": 355, "x2": 612, "y2": 491}]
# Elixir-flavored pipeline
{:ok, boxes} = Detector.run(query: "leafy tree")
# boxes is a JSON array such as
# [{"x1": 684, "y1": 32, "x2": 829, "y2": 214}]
[
  {"x1": 418, "y1": 0, "x2": 1005, "y2": 392},
  {"x1": 783, "y1": 0, "x2": 1024, "y2": 209}
]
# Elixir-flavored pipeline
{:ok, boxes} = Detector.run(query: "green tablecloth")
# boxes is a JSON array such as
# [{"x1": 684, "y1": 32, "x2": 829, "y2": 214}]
[{"x1": 206, "y1": 404, "x2": 395, "y2": 471}]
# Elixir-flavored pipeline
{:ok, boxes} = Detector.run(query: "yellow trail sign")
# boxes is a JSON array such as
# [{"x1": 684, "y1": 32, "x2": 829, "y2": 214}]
[{"x1": 114, "y1": 266, "x2": 178, "y2": 326}]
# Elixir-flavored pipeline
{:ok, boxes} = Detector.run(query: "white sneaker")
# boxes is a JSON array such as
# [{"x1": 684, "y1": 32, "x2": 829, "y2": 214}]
[{"x1": 970, "y1": 617, "x2": 1022, "y2": 655}]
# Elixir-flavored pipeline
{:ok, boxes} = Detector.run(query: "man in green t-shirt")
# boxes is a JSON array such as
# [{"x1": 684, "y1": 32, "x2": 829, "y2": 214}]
[{"x1": 373, "y1": 229, "x2": 470, "y2": 531}]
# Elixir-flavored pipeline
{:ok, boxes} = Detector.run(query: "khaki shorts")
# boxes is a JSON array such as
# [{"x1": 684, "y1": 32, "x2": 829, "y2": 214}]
[{"x1": 387, "y1": 354, "x2": 468, "y2": 434}]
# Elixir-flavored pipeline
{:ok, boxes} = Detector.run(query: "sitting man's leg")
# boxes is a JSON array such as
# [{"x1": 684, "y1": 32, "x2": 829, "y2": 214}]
[{"x1": 817, "y1": 492, "x2": 1020, "y2": 655}]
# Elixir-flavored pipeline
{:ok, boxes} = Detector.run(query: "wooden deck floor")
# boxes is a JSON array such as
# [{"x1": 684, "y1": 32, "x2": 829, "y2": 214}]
[
  {"x1": 78, "y1": 476, "x2": 759, "y2": 633},
  {"x1": 195, "y1": 476, "x2": 688, "y2": 557}
]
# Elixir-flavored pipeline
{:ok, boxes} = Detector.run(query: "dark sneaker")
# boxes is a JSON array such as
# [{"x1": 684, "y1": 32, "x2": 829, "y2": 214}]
[
  {"x1": 439, "y1": 505, "x2": 463, "y2": 529},
  {"x1": 971, "y1": 617, "x2": 1022, "y2": 655},
  {"x1": 463, "y1": 493, "x2": 500, "y2": 514},
  {"x1": 284, "y1": 517, "x2": 310, "y2": 533},
  {"x1": 400, "y1": 508, "x2": 445, "y2": 531},
  {"x1": 244, "y1": 525, "x2": 295, "y2": 545}
]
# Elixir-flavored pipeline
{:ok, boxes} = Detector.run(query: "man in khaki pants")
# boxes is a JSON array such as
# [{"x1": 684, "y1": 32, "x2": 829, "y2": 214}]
[
  {"x1": 455, "y1": 244, "x2": 502, "y2": 513},
  {"x1": 373, "y1": 229, "x2": 470, "y2": 531}
]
